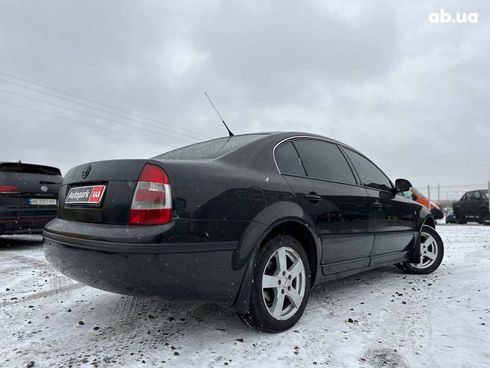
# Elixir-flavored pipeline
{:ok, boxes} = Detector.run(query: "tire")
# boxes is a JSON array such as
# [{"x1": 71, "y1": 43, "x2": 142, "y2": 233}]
[
  {"x1": 479, "y1": 209, "x2": 489, "y2": 225},
  {"x1": 455, "y1": 210, "x2": 466, "y2": 224},
  {"x1": 237, "y1": 235, "x2": 311, "y2": 333},
  {"x1": 397, "y1": 226, "x2": 444, "y2": 275}
]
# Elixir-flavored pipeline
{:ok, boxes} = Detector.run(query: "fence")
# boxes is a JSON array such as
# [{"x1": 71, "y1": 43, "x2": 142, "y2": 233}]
[{"x1": 413, "y1": 182, "x2": 490, "y2": 208}]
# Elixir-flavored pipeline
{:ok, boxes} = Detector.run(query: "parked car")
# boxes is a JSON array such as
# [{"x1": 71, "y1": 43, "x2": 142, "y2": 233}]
[
  {"x1": 408, "y1": 187, "x2": 444, "y2": 220},
  {"x1": 453, "y1": 189, "x2": 489, "y2": 224},
  {"x1": 444, "y1": 208, "x2": 457, "y2": 224},
  {"x1": 446, "y1": 213, "x2": 457, "y2": 224},
  {"x1": 43, "y1": 132, "x2": 444, "y2": 332},
  {"x1": 0, "y1": 162, "x2": 62, "y2": 235}
]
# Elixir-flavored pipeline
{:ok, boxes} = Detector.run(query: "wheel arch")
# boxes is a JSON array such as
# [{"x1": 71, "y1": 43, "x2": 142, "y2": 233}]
[
  {"x1": 232, "y1": 201, "x2": 321, "y2": 313},
  {"x1": 408, "y1": 208, "x2": 436, "y2": 264},
  {"x1": 260, "y1": 220, "x2": 320, "y2": 288},
  {"x1": 423, "y1": 216, "x2": 436, "y2": 229},
  {"x1": 417, "y1": 206, "x2": 436, "y2": 231}
]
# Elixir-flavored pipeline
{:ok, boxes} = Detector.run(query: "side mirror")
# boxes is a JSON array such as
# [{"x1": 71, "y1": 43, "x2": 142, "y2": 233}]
[{"x1": 395, "y1": 178, "x2": 412, "y2": 193}]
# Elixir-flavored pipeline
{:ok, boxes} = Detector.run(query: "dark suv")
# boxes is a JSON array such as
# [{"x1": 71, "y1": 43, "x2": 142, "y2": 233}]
[
  {"x1": 0, "y1": 162, "x2": 62, "y2": 234},
  {"x1": 453, "y1": 190, "x2": 489, "y2": 224}
]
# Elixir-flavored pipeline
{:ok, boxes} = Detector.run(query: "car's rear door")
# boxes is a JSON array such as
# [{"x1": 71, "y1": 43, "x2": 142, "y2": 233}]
[
  {"x1": 341, "y1": 148, "x2": 418, "y2": 265},
  {"x1": 457, "y1": 192, "x2": 469, "y2": 217},
  {"x1": 275, "y1": 138, "x2": 374, "y2": 275}
]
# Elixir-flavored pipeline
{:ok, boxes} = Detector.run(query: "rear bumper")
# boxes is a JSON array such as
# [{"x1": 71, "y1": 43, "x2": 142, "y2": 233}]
[
  {"x1": 43, "y1": 230, "x2": 245, "y2": 303},
  {"x1": 0, "y1": 208, "x2": 57, "y2": 234}
]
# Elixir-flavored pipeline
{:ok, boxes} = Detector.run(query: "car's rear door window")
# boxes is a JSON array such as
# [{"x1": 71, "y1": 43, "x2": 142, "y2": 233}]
[
  {"x1": 343, "y1": 148, "x2": 392, "y2": 191},
  {"x1": 292, "y1": 139, "x2": 356, "y2": 185},
  {"x1": 275, "y1": 141, "x2": 306, "y2": 177}
]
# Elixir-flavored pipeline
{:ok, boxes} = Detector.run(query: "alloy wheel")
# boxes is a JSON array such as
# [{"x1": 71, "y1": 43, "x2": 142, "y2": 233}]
[
  {"x1": 261, "y1": 246, "x2": 306, "y2": 321},
  {"x1": 410, "y1": 231, "x2": 439, "y2": 269}
]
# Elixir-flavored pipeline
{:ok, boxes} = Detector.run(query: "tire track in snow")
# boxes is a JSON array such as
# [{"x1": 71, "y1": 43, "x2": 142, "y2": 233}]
[
  {"x1": 0, "y1": 251, "x2": 80, "y2": 305},
  {"x1": 1, "y1": 283, "x2": 84, "y2": 306},
  {"x1": 359, "y1": 274, "x2": 436, "y2": 368}
]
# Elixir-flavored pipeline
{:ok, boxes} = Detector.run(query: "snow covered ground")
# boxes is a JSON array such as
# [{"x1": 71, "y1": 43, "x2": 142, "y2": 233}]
[{"x1": 1, "y1": 225, "x2": 489, "y2": 368}]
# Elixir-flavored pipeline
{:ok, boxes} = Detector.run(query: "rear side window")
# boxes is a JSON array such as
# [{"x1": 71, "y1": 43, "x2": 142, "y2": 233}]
[
  {"x1": 275, "y1": 142, "x2": 306, "y2": 177},
  {"x1": 343, "y1": 148, "x2": 392, "y2": 191},
  {"x1": 483, "y1": 191, "x2": 489, "y2": 199},
  {"x1": 292, "y1": 139, "x2": 356, "y2": 185}
]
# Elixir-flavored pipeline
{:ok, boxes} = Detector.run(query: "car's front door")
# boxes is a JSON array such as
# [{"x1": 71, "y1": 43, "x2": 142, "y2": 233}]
[
  {"x1": 341, "y1": 148, "x2": 418, "y2": 265},
  {"x1": 457, "y1": 192, "x2": 470, "y2": 218},
  {"x1": 274, "y1": 138, "x2": 374, "y2": 275},
  {"x1": 466, "y1": 191, "x2": 482, "y2": 219}
]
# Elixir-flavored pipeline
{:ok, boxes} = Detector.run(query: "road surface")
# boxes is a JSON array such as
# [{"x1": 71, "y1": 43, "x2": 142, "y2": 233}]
[{"x1": 1, "y1": 225, "x2": 489, "y2": 367}]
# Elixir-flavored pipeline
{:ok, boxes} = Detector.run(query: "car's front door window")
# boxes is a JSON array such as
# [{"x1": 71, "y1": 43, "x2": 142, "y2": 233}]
[
  {"x1": 343, "y1": 148, "x2": 392, "y2": 191},
  {"x1": 470, "y1": 191, "x2": 481, "y2": 200}
]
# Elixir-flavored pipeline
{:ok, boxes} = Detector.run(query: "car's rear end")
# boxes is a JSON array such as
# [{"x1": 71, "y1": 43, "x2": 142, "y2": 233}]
[
  {"x1": 43, "y1": 134, "x2": 283, "y2": 303},
  {"x1": 42, "y1": 157, "x2": 253, "y2": 302},
  {"x1": 0, "y1": 162, "x2": 61, "y2": 234}
]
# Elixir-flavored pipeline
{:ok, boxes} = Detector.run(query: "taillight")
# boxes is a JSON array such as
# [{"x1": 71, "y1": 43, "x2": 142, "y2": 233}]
[
  {"x1": 0, "y1": 185, "x2": 20, "y2": 194},
  {"x1": 128, "y1": 164, "x2": 172, "y2": 225}
]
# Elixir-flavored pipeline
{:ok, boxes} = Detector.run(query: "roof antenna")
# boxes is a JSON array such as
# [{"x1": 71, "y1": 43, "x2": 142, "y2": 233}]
[{"x1": 204, "y1": 91, "x2": 234, "y2": 137}]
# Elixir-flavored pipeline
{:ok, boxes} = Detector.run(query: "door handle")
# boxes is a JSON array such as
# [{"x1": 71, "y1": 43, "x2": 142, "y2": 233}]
[
  {"x1": 304, "y1": 193, "x2": 321, "y2": 204},
  {"x1": 373, "y1": 200, "x2": 383, "y2": 209}
]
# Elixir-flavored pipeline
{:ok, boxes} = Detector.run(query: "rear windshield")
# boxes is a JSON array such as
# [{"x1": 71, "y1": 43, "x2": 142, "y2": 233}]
[
  {"x1": 154, "y1": 135, "x2": 266, "y2": 160},
  {"x1": 0, "y1": 163, "x2": 61, "y2": 176}
]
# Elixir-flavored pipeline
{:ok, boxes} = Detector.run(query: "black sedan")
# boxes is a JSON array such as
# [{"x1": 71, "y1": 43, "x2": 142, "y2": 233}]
[
  {"x1": 1, "y1": 162, "x2": 61, "y2": 235},
  {"x1": 43, "y1": 132, "x2": 444, "y2": 332}
]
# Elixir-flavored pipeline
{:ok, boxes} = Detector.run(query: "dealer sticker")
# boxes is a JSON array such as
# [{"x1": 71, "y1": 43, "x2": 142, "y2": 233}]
[{"x1": 65, "y1": 185, "x2": 106, "y2": 205}]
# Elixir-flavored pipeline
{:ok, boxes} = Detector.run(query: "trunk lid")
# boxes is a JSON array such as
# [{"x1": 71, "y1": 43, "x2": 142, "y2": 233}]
[{"x1": 58, "y1": 160, "x2": 149, "y2": 224}]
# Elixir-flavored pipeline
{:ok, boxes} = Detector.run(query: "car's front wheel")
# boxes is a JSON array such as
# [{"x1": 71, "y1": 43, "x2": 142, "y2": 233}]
[
  {"x1": 238, "y1": 235, "x2": 311, "y2": 333},
  {"x1": 398, "y1": 225, "x2": 444, "y2": 274},
  {"x1": 454, "y1": 210, "x2": 466, "y2": 224}
]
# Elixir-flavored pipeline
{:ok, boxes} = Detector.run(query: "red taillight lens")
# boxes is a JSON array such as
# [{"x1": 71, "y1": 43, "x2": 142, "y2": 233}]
[
  {"x1": 137, "y1": 164, "x2": 169, "y2": 184},
  {"x1": 0, "y1": 185, "x2": 20, "y2": 194},
  {"x1": 128, "y1": 164, "x2": 172, "y2": 225}
]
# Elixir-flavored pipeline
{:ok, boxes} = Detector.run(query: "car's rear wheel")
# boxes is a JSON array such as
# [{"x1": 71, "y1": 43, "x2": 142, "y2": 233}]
[
  {"x1": 397, "y1": 225, "x2": 444, "y2": 274},
  {"x1": 479, "y1": 209, "x2": 489, "y2": 225},
  {"x1": 238, "y1": 235, "x2": 310, "y2": 333}
]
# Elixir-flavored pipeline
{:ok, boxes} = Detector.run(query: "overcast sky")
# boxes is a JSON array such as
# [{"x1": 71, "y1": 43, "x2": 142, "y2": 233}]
[{"x1": 0, "y1": 0, "x2": 489, "y2": 188}]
